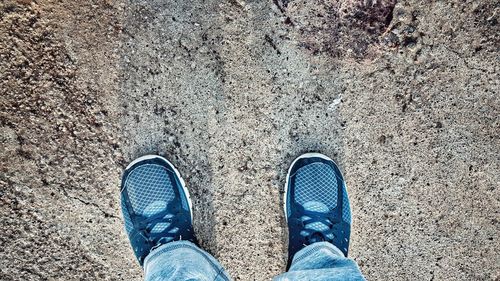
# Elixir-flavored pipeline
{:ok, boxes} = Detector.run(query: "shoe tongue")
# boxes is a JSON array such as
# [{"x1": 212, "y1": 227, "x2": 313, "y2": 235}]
[
  {"x1": 301, "y1": 201, "x2": 331, "y2": 237},
  {"x1": 303, "y1": 201, "x2": 329, "y2": 213},
  {"x1": 143, "y1": 201, "x2": 167, "y2": 216},
  {"x1": 143, "y1": 201, "x2": 171, "y2": 233}
]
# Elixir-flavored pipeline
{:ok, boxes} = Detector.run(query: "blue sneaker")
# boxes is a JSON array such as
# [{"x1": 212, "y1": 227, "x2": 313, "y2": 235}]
[
  {"x1": 284, "y1": 153, "x2": 351, "y2": 267},
  {"x1": 120, "y1": 155, "x2": 196, "y2": 265}
]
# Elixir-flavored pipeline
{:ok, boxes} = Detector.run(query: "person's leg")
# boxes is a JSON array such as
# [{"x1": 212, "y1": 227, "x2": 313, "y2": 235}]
[
  {"x1": 143, "y1": 241, "x2": 230, "y2": 281},
  {"x1": 273, "y1": 242, "x2": 364, "y2": 281},
  {"x1": 120, "y1": 155, "x2": 230, "y2": 281},
  {"x1": 277, "y1": 153, "x2": 365, "y2": 280}
]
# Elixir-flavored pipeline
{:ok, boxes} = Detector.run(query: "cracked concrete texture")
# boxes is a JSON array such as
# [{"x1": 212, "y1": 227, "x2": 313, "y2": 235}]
[{"x1": 1, "y1": 0, "x2": 499, "y2": 280}]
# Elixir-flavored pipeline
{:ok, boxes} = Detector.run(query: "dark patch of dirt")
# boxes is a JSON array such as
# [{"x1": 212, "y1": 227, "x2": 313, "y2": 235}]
[{"x1": 280, "y1": 0, "x2": 397, "y2": 59}]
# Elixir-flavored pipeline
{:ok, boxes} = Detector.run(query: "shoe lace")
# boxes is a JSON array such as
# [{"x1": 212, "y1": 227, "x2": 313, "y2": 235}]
[
  {"x1": 138, "y1": 212, "x2": 180, "y2": 247},
  {"x1": 300, "y1": 210, "x2": 335, "y2": 244}
]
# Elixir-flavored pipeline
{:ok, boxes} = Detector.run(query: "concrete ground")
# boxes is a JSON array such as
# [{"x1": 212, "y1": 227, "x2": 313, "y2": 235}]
[{"x1": 1, "y1": 0, "x2": 498, "y2": 280}]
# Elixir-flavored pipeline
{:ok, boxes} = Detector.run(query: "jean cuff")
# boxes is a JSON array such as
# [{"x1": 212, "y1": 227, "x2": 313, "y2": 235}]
[
  {"x1": 143, "y1": 240, "x2": 198, "y2": 274},
  {"x1": 292, "y1": 242, "x2": 345, "y2": 264}
]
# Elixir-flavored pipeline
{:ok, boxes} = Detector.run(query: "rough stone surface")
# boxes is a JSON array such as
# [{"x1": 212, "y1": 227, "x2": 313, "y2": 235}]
[{"x1": 1, "y1": 0, "x2": 498, "y2": 280}]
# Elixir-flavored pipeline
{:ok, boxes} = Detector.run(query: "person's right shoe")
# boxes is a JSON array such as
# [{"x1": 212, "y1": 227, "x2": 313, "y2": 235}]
[{"x1": 284, "y1": 153, "x2": 351, "y2": 268}]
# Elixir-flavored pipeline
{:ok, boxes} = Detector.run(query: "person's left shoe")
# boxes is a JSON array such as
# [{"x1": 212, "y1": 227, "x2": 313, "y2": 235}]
[{"x1": 120, "y1": 155, "x2": 196, "y2": 266}]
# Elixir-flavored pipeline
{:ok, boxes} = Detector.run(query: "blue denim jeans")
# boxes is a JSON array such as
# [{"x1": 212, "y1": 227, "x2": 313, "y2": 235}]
[{"x1": 144, "y1": 241, "x2": 365, "y2": 280}]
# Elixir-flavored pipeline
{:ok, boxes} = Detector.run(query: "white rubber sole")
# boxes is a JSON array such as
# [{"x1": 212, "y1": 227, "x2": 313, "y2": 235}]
[
  {"x1": 124, "y1": 154, "x2": 193, "y2": 223},
  {"x1": 283, "y1": 152, "x2": 340, "y2": 223}
]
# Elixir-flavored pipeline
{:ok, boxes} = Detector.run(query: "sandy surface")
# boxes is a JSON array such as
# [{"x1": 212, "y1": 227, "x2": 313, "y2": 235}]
[{"x1": 1, "y1": 0, "x2": 499, "y2": 280}]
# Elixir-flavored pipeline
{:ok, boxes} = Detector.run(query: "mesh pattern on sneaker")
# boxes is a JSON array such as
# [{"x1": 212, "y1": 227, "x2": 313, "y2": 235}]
[
  {"x1": 294, "y1": 162, "x2": 338, "y2": 209},
  {"x1": 341, "y1": 183, "x2": 351, "y2": 224},
  {"x1": 124, "y1": 164, "x2": 176, "y2": 216},
  {"x1": 121, "y1": 196, "x2": 134, "y2": 234}
]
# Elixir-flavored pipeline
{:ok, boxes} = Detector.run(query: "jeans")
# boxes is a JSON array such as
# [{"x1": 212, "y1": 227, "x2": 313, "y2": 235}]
[{"x1": 144, "y1": 241, "x2": 365, "y2": 281}]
